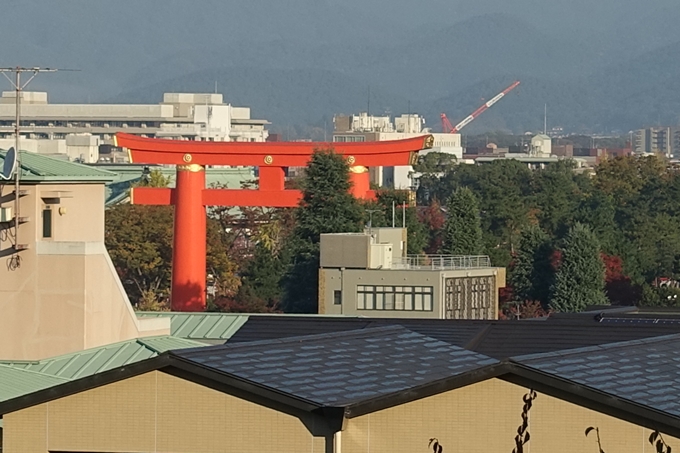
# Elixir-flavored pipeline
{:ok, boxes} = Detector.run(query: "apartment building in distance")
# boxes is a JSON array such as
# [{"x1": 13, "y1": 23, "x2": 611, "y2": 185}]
[
  {"x1": 0, "y1": 91, "x2": 269, "y2": 163},
  {"x1": 318, "y1": 228, "x2": 505, "y2": 319},
  {"x1": 333, "y1": 112, "x2": 463, "y2": 189},
  {"x1": 633, "y1": 127, "x2": 680, "y2": 157}
]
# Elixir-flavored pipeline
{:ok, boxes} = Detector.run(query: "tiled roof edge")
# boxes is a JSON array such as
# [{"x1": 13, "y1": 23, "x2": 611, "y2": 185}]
[
  {"x1": 512, "y1": 332, "x2": 680, "y2": 362},
  {"x1": 173, "y1": 325, "x2": 416, "y2": 353}
]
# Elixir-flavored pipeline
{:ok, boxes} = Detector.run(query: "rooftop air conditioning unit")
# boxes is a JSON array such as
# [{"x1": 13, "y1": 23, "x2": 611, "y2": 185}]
[{"x1": 369, "y1": 243, "x2": 393, "y2": 269}]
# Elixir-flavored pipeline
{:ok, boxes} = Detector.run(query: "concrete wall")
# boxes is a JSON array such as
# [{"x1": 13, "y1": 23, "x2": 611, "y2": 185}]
[
  {"x1": 194, "y1": 104, "x2": 231, "y2": 141},
  {"x1": 367, "y1": 228, "x2": 407, "y2": 257},
  {"x1": 65, "y1": 134, "x2": 99, "y2": 163},
  {"x1": 0, "y1": 138, "x2": 67, "y2": 156},
  {"x1": 3, "y1": 371, "x2": 328, "y2": 453},
  {"x1": 231, "y1": 107, "x2": 251, "y2": 120},
  {"x1": 320, "y1": 267, "x2": 503, "y2": 319},
  {"x1": 0, "y1": 103, "x2": 175, "y2": 119},
  {"x1": 320, "y1": 234, "x2": 370, "y2": 269},
  {"x1": 0, "y1": 182, "x2": 169, "y2": 360},
  {"x1": 1, "y1": 91, "x2": 48, "y2": 104}
]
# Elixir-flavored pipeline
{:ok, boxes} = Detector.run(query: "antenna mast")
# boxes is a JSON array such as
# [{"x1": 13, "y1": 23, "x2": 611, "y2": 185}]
[{"x1": 0, "y1": 67, "x2": 59, "y2": 251}]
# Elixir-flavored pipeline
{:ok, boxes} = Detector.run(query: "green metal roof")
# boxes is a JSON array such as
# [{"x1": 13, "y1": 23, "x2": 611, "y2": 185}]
[
  {"x1": 92, "y1": 164, "x2": 254, "y2": 187},
  {"x1": 0, "y1": 335, "x2": 205, "y2": 380},
  {"x1": 0, "y1": 150, "x2": 116, "y2": 182},
  {"x1": 0, "y1": 364, "x2": 70, "y2": 403},
  {"x1": 136, "y1": 312, "x2": 250, "y2": 341},
  {"x1": 92, "y1": 163, "x2": 255, "y2": 206}
]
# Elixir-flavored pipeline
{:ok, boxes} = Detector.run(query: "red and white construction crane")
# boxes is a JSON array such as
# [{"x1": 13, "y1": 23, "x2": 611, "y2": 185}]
[{"x1": 441, "y1": 80, "x2": 520, "y2": 133}]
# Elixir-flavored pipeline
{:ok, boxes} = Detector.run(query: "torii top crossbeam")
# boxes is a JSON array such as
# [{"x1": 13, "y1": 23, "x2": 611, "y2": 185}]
[
  {"x1": 114, "y1": 132, "x2": 433, "y2": 312},
  {"x1": 115, "y1": 133, "x2": 433, "y2": 167}
]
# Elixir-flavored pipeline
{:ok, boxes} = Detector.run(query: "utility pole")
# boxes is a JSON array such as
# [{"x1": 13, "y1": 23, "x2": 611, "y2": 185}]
[{"x1": 0, "y1": 67, "x2": 63, "y2": 250}]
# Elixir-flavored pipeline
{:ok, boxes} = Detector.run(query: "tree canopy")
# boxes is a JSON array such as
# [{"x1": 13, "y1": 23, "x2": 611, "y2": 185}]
[
  {"x1": 549, "y1": 223, "x2": 607, "y2": 312},
  {"x1": 442, "y1": 187, "x2": 484, "y2": 255},
  {"x1": 107, "y1": 152, "x2": 680, "y2": 314},
  {"x1": 509, "y1": 225, "x2": 553, "y2": 307},
  {"x1": 281, "y1": 149, "x2": 364, "y2": 313}
]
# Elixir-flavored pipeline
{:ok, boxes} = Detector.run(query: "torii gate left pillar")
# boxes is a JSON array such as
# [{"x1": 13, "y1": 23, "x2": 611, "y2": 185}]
[
  {"x1": 173, "y1": 164, "x2": 207, "y2": 310},
  {"x1": 116, "y1": 133, "x2": 433, "y2": 311}
]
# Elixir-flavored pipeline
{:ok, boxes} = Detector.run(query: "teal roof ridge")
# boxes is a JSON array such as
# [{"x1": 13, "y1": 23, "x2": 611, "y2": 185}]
[
  {"x1": 0, "y1": 364, "x2": 71, "y2": 405},
  {"x1": 136, "y1": 312, "x2": 250, "y2": 340},
  {"x1": 0, "y1": 363, "x2": 70, "y2": 383},
  {"x1": 0, "y1": 150, "x2": 116, "y2": 182},
  {"x1": 137, "y1": 335, "x2": 207, "y2": 353},
  {"x1": 0, "y1": 335, "x2": 208, "y2": 380}
]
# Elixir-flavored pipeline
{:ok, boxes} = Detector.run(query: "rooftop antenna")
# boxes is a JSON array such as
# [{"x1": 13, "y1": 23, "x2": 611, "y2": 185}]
[
  {"x1": 407, "y1": 100, "x2": 411, "y2": 132},
  {"x1": 0, "y1": 67, "x2": 75, "y2": 252},
  {"x1": 392, "y1": 200, "x2": 395, "y2": 228},
  {"x1": 367, "y1": 86, "x2": 370, "y2": 116},
  {"x1": 365, "y1": 209, "x2": 380, "y2": 240},
  {"x1": 544, "y1": 103, "x2": 547, "y2": 135}
]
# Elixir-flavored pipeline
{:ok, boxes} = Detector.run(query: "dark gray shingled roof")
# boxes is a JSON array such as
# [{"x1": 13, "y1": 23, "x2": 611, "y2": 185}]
[
  {"x1": 173, "y1": 325, "x2": 498, "y2": 406},
  {"x1": 513, "y1": 334, "x2": 680, "y2": 416},
  {"x1": 225, "y1": 315, "x2": 680, "y2": 359}
]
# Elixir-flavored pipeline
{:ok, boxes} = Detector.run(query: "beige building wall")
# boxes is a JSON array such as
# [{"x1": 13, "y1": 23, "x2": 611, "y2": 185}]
[
  {"x1": 0, "y1": 182, "x2": 169, "y2": 361},
  {"x1": 343, "y1": 378, "x2": 680, "y2": 453},
  {"x1": 320, "y1": 267, "x2": 504, "y2": 319},
  {"x1": 5, "y1": 374, "x2": 677, "y2": 453},
  {"x1": 3, "y1": 371, "x2": 328, "y2": 453}
]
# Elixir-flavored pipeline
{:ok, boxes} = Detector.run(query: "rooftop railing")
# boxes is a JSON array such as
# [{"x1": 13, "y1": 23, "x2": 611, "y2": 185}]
[{"x1": 392, "y1": 254, "x2": 491, "y2": 270}]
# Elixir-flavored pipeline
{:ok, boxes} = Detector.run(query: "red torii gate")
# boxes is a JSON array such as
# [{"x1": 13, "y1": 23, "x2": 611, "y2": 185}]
[{"x1": 115, "y1": 132, "x2": 433, "y2": 311}]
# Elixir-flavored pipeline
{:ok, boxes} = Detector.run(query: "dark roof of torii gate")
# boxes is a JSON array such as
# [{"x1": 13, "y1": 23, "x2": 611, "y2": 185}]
[{"x1": 115, "y1": 132, "x2": 433, "y2": 167}]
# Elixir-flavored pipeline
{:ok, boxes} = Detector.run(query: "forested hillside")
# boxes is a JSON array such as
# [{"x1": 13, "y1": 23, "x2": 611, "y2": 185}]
[{"x1": 2, "y1": 2, "x2": 679, "y2": 133}]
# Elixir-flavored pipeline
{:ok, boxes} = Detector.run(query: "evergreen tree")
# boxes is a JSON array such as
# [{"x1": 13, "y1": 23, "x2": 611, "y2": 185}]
[
  {"x1": 549, "y1": 223, "x2": 607, "y2": 312},
  {"x1": 281, "y1": 149, "x2": 363, "y2": 313},
  {"x1": 293, "y1": 150, "x2": 364, "y2": 243},
  {"x1": 510, "y1": 225, "x2": 553, "y2": 307},
  {"x1": 441, "y1": 187, "x2": 484, "y2": 255},
  {"x1": 237, "y1": 242, "x2": 285, "y2": 307},
  {"x1": 532, "y1": 160, "x2": 583, "y2": 237}
]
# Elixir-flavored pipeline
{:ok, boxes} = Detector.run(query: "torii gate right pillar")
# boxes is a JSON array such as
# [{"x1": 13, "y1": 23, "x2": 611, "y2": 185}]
[{"x1": 349, "y1": 166, "x2": 370, "y2": 198}]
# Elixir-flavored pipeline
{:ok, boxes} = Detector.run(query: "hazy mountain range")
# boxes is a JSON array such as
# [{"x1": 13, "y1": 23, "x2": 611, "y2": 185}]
[{"x1": 2, "y1": 0, "x2": 679, "y2": 134}]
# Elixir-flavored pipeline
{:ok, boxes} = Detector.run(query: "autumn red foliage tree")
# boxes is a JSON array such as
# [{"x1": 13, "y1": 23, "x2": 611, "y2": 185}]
[
  {"x1": 418, "y1": 199, "x2": 446, "y2": 254},
  {"x1": 601, "y1": 253, "x2": 639, "y2": 305}
]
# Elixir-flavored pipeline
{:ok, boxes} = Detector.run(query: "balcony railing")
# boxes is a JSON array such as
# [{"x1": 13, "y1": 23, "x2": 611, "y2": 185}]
[{"x1": 392, "y1": 255, "x2": 491, "y2": 270}]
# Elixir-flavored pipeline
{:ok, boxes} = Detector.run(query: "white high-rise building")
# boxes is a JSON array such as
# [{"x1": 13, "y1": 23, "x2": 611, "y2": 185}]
[
  {"x1": 0, "y1": 92, "x2": 269, "y2": 163},
  {"x1": 333, "y1": 112, "x2": 463, "y2": 189}
]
